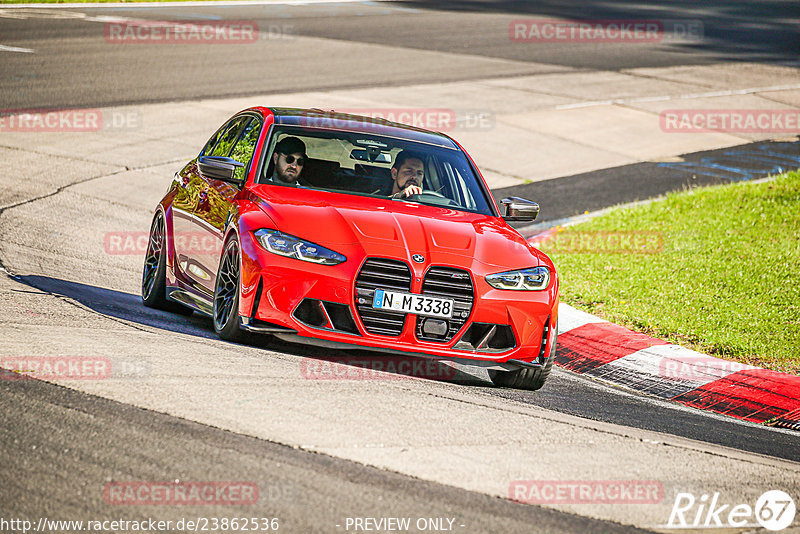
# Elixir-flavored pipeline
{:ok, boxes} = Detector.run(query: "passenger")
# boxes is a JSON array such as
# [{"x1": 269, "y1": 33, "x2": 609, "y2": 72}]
[
  {"x1": 269, "y1": 137, "x2": 307, "y2": 184},
  {"x1": 389, "y1": 150, "x2": 425, "y2": 199}
]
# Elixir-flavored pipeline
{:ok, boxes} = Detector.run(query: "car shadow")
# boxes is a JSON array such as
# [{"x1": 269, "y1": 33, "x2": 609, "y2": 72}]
[{"x1": 15, "y1": 274, "x2": 486, "y2": 387}]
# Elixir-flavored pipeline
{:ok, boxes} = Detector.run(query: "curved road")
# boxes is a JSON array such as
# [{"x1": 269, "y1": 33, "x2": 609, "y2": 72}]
[{"x1": 1, "y1": 1, "x2": 798, "y2": 532}]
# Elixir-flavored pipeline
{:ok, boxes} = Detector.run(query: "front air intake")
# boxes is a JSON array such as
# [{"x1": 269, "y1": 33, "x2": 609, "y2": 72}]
[
  {"x1": 454, "y1": 323, "x2": 516, "y2": 352},
  {"x1": 293, "y1": 299, "x2": 360, "y2": 335},
  {"x1": 538, "y1": 317, "x2": 551, "y2": 362},
  {"x1": 354, "y1": 258, "x2": 412, "y2": 336},
  {"x1": 416, "y1": 266, "x2": 474, "y2": 342}
]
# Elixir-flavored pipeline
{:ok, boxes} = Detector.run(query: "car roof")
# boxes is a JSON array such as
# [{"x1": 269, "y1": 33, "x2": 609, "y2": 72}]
[{"x1": 265, "y1": 107, "x2": 460, "y2": 149}]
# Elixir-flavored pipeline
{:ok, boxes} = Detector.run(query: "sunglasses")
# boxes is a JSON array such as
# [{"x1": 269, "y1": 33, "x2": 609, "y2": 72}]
[{"x1": 281, "y1": 154, "x2": 305, "y2": 165}]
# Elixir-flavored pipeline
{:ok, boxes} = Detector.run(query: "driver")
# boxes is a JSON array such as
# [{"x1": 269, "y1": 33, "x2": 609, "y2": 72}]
[
  {"x1": 389, "y1": 150, "x2": 425, "y2": 199},
  {"x1": 269, "y1": 136, "x2": 307, "y2": 185}
]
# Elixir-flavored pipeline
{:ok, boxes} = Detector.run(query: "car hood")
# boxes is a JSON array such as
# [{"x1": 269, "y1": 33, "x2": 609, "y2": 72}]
[{"x1": 248, "y1": 185, "x2": 542, "y2": 271}]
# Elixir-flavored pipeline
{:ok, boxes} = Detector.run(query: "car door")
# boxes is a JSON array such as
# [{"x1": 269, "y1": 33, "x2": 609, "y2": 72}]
[
  {"x1": 171, "y1": 123, "x2": 228, "y2": 290},
  {"x1": 192, "y1": 114, "x2": 263, "y2": 294}
]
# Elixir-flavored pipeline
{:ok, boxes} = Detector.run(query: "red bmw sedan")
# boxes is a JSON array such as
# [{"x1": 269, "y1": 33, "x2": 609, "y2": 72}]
[{"x1": 142, "y1": 107, "x2": 558, "y2": 390}]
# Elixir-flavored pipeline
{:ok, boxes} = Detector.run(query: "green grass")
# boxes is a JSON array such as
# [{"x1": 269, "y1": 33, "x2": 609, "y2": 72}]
[{"x1": 540, "y1": 170, "x2": 800, "y2": 374}]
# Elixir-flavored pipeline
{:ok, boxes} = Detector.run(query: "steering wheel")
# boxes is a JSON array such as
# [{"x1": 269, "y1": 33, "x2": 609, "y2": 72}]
[{"x1": 406, "y1": 191, "x2": 459, "y2": 207}]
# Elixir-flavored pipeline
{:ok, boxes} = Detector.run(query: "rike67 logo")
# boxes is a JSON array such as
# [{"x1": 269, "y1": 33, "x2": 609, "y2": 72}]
[{"x1": 667, "y1": 490, "x2": 796, "y2": 531}]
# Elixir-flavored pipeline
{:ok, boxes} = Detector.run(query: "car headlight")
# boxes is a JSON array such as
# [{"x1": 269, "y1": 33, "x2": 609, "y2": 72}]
[
  {"x1": 254, "y1": 229, "x2": 346, "y2": 265},
  {"x1": 485, "y1": 266, "x2": 550, "y2": 291}
]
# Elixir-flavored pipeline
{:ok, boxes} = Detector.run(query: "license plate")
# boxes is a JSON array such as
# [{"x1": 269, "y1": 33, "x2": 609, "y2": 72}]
[{"x1": 372, "y1": 289, "x2": 454, "y2": 319}]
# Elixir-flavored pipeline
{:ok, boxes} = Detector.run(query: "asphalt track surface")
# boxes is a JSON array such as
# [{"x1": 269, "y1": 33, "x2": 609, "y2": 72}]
[
  {"x1": 0, "y1": 377, "x2": 650, "y2": 534},
  {"x1": 496, "y1": 139, "x2": 800, "y2": 224},
  {"x1": 13, "y1": 272, "x2": 800, "y2": 465},
  {"x1": 1, "y1": 1, "x2": 799, "y2": 532},
  {"x1": 0, "y1": 0, "x2": 798, "y2": 108}
]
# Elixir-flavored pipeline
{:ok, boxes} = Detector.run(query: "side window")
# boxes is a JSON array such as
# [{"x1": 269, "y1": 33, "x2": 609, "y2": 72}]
[
  {"x1": 230, "y1": 118, "x2": 263, "y2": 182},
  {"x1": 442, "y1": 161, "x2": 476, "y2": 209},
  {"x1": 209, "y1": 117, "x2": 251, "y2": 158},
  {"x1": 200, "y1": 127, "x2": 223, "y2": 156},
  {"x1": 453, "y1": 166, "x2": 477, "y2": 209}
]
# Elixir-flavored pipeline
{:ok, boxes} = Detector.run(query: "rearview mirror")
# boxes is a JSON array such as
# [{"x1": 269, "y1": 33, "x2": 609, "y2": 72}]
[
  {"x1": 351, "y1": 148, "x2": 392, "y2": 163},
  {"x1": 198, "y1": 156, "x2": 245, "y2": 187},
  {"x1": 500, "y1": 197, "x2": 539, "y2": 222}
]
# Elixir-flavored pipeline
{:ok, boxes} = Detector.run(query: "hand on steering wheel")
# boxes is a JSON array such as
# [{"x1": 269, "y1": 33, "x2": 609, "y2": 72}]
[
  {"x1": 405, "y1": 190, "x2": 458, "y2": 207},
  {"x1": 392, "y1": 184, "x2": 423, "y2": 199}
]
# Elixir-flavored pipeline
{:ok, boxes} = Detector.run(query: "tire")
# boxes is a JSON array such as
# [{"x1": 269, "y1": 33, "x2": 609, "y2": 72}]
[
  {"x1": 489, "y1": 321, "x2": 558, "y2": 391},
  {"x1": 141, "y1": 213, "x2": 193, "y2": 315},
  {"x1": 213, "y1": 237, "x2": 245, "y2": 342}
]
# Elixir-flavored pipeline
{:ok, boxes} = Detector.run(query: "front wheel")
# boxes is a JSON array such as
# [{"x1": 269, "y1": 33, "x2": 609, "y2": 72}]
[
  {"x1": 489, "y1": 321, "x2": 557, "y2": 390},
  {"x1": 213, "y1": 237, "x2": 245, "y2": 342},
  {"x1": 141, "y1": 213, "x2": 193, "y2": 315}
]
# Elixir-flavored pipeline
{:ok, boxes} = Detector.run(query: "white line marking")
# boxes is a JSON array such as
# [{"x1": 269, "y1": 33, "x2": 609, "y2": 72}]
[
  {"x1": 0, "y1": 0, "x2": 392, "y2": 8},
  {"x1": 556, "y1": 83, "x2": 800, "y2": 110},
  {"x1": 0, "y1": 8, "x2": 89, "y2": 19},
  {"x1": 592, "y1": 344, "x2": 756, "y2": 392},
  {"x1": 557, "y1": 302, "x2": 607, "y2": 334},
  {"x1": 0, "y1": 44, "x2": 34, "y2": 53}
]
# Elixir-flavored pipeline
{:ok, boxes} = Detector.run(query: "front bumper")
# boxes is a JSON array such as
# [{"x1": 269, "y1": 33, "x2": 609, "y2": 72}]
[{"x1": 238, "y1": 230, "x2": 558, "y2": 368}]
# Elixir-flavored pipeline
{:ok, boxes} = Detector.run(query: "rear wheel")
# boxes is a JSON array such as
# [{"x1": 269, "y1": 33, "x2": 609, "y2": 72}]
[
  {"x1": 489, "y1": 322, "x2": 557, "y2": 390},
  {"x1": 141, "y1": 213, "x2": 193, "y2": 315},
  {"x1": 213, "y1": 237, "x2": 245, "y2": 342}
]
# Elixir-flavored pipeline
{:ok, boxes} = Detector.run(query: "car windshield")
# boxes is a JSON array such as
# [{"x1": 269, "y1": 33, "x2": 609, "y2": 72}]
[{"x1": 259, "y1": 126, "x2": 496, "y2": 216}]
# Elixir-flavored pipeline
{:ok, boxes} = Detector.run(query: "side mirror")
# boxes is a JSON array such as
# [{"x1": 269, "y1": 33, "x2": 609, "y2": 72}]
[
  {"x1": 198, "y1": 156, "x2": 245, "y2": 187},
  {"x1": 500, "y1": 197, "x2": 539, "y2": 222}
]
